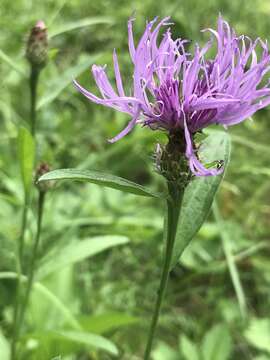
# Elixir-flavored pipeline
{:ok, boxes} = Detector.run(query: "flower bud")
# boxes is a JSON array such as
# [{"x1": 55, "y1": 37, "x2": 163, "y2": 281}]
[
  {"x1": 35, "y1": 163, "x2": 54, "y2": 193},
  {"x1": 154, "y1": 131, "x2": 191, "y2": 186},
  {"x1": 26, "y1": 20, "x2": 48, "y2": 69}
]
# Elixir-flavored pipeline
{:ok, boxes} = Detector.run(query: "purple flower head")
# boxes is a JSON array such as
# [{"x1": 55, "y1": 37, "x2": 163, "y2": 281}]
[{"x1": 74, "y1": 15, "x2": 270, "y2": 176}]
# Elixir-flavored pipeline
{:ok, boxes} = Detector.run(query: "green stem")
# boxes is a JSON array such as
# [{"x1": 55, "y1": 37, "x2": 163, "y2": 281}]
[
  {"x1": 10, "y1": 192, "x2": 30, "y2": 360},
  {"x1": 19, "y1": 193, "x2": 30, "y2": 272},
  {"x1": 11, "y1": 64, "x2": 41, "y2": 360},
  {"x1": 144, "y1": 182, "x2": 183, "y2": 360},
  {"x1": 30, "y1": 67, "x2": 39, "y2": 136},
  {"x1": 18, "y1": 191, "x2": 46, "y2": 330}
]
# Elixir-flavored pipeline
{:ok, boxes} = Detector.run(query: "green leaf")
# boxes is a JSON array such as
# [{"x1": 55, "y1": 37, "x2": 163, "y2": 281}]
[
  {"x1": 55, "y1": 330, "x2": 118, "y2": 356},
  {"x1": 37, "y1": 55, "x2": 101, "y2": 109},
  {"x1": 152, "y1": 342, "x2": 179, "y2": 360},
  {"x1": 34, "y1": 281, "x2": 82, "y2": 330},
  {"x1": 202, "y1": 324, "x2": 232, "y2": 360},
  {"x1": 244, "y1": 318, "x2": 270, "y2": 353},
  {"x1": 80, "y1": 312, "x2": 139, "y2": 334},
  {"x1": 171, "y1": 131, "x2": 231, "y2": 269},
  {"x1": 18, "y1": 127, "x2": 35, "y2": 195},
  {"x1": 48, "y1": 17, "x2": 113, "y2": 38},
  {"x1": 38, "y1": 169, "x2": 165, "y2": 198},
  {"x1": 37, "y1": 235, "x2": 129, "y2": 279},
  {"x1": 0, "y1": 329, "x2": 10, "y2": 360},
  {"x1": 0, "y1": 272, "x2": 81, "y2": 330},
  {"x1": 179, "y1": 335, "x2": 200, "y2": 360}
]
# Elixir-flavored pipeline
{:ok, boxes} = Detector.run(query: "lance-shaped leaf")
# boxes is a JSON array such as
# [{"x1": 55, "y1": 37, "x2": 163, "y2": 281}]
[
  {"x1": 18, "y1": 127, "x2": 35, "y2": 195},
  {"x1": 170, "y1": 131, "x2": 231, "y2": 269},
  {"x1": 36, "y1": 235, "x2": 129, "y2": 279},
  {"x1": 38, "y1": 169, "x2": 165, "y2": 199},
  {"x1": 54, "y1": 330, "x2": 118, "y2": 356}
]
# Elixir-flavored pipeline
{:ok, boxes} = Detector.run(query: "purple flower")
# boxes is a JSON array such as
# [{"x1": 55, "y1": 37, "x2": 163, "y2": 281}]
[{"x1": 74, "y1": 16, "x2": 270, "y2": 176}]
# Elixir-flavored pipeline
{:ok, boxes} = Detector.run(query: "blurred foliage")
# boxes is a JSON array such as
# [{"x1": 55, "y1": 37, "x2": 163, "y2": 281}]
[{"x1": 0, "y1": 0, "x2": 270, "y2": 359}]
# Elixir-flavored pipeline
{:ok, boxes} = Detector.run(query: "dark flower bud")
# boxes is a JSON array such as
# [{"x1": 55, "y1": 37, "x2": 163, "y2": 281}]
[
  {"x1": 26, "y1": 20, "x2": 48, "y2": 69},
  {"x1": 154, "y1": 131, "x2": 191, "y2": 187},
  {"x1": 35, "y1": 163, "x2": 54, "y2": 193}
]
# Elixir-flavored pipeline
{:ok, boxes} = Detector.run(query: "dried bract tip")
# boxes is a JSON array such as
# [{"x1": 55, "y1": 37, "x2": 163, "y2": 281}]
[
  {"x1": 26, "y1": 20, "x2": 48, "y2": 69},
  {"x1": 154, "y1": 143, "x2": 163, "y2": 173}
]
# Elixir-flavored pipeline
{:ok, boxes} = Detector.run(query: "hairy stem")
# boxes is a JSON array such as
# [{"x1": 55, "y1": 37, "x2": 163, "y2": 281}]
[{"x1": 144, "y1": 182, "x2": 183, "y2": 360}]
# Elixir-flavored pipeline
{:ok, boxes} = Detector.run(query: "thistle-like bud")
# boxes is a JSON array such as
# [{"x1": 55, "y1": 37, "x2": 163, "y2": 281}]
[
  {"x1": 154, "y1": 130, "x2": 191, "y2": 187},
  {"x1": 26, "y1": 20, "x2": 48, "y2": 69},
  {"x1": 35, "y1": 163, "x2": 54, "y2": 193}
]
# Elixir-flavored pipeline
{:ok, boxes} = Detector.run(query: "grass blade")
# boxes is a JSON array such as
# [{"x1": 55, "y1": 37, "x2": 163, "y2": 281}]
[
  {"x1": 37, "y1": 55, "x2": 101, "y2": 109},
  {"x1": 49, "y1": 17, "x2": 113, "y2": 38},
  {"x1": 0, "y1": 49, "x2": 26, "y2": 77},
  {"x1": 213, "y1": 201, "x2": 247, "y2": 319}
]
